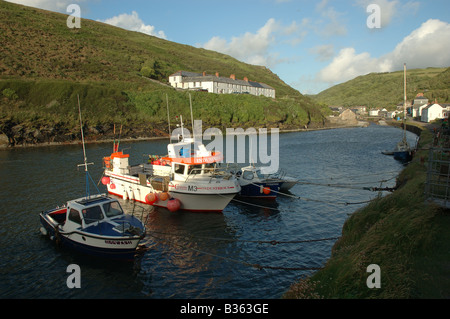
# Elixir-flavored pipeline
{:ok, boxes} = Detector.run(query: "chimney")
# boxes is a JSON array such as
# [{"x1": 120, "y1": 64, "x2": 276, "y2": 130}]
[
  {"x1": 230, "y1": 74, "x2": 236, "y2": 80},
  {"x1": 244, "y1": 77, "x2": 248, "y2": 82},
  {"x1": 215, "y1": 72, "x2": 219, "y2": 77}
]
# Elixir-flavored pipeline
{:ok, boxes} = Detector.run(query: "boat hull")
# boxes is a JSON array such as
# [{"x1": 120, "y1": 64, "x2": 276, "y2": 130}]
[
  {"x1": 40, "y1": 210, "x2": 144, "y2": 261},
  {"x1": 106, "y1": 173, "x2": 238, "y2": 212},
  {"x1": 393, "y1": 150, "x2": 412, "y2": 162},
  {"x1": 238, "y1": 182, "x2": 281, "y2": 200}
]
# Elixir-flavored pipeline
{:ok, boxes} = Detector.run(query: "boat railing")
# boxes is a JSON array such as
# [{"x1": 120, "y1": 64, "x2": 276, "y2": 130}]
[{"x1": 184, "y1": 166, "x2": 233, "y2": 183}]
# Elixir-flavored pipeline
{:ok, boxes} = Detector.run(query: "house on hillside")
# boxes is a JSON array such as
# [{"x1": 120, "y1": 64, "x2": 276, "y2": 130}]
[
  {"x1": 351, "y1": 106, "x2": 367, "y2": 115},
  {"x1": 369, "y1": 109, "x2": 380, "y2": 116},
  {"x1": 168, "y1": 71, "x2": 276, "y2": 98},
  {"x1": 411, "y1": 93, "x2": 429, "y2": 118},
  {"x1": 421, "y1": 103, "x2": 443, "y2": 123}
]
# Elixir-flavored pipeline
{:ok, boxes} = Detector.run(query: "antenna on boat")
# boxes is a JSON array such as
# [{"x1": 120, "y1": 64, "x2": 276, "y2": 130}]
[
  {"x1": 76, "y1": 94, "x2": 97, "y2": 198},
  {"x1": 166, "y1": 93, "x2": 171, "y2": 139},
  {"x1": 189, "y1": 93, "x2": 194, "y2": 140}
]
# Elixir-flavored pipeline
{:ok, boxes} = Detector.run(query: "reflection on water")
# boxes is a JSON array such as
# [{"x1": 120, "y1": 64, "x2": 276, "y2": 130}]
[{"x1": 0, "y1": 124, "x2": 417, "y2": 298}]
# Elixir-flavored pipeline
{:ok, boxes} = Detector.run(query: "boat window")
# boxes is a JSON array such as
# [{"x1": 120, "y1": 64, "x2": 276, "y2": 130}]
[
  {"x1": 174, "y1": 164, "x2": 185, "y2": 175},
  {"x1": 188, "y1": 165, "x2": 202, "y2": 175},
  {"x1": 243, "y1": 170, "x2": 254, "y2": 180},
  {"x1": 82, "y1": 206, "x2": 104, "y2": 224},
  {"x1": 103, "y1": 201, "x2": 124, "y2": 218},
  {"x1": 69, "y1": 209, "x2": 82, "y2": 225},
  {"x1": 256, "y1": 170, "x2": 265, "y2": 179}
]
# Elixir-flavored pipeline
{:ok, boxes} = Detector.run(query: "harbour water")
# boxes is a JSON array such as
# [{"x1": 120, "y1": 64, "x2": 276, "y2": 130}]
[{"x1": 0, "y1": 124, "x2": 417, "y2": 299}]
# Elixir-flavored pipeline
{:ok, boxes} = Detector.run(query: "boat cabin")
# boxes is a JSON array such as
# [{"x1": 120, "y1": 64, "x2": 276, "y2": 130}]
[
  {"x1": 62, "y1": 195, "x2": 125, "y2": 230},
  {"x1": 239, "y1": 166, "x2": 267, "y2": 181}
]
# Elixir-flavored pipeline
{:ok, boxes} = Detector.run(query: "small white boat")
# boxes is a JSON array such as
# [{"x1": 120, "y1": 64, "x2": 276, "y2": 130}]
[
  {"x1": 39, "y1": 96, "x2": 146, "y2": 260},
  {"x1": 40, "y1": 195, "x2": 146, "y2": 260}
]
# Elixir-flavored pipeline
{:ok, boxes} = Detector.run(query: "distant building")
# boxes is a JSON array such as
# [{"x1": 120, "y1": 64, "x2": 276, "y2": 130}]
[
  {"x1": 369, "y1": 109, "x2": 380, "y2": 116},
  {"x1": 168, "y1": 71, "x2": 276, "y2": 98},
  {"x1": 421, "y1": 103, "x2": 443, "y2": 123},
  {"x1": 411, "y1": 93, "x2": 429, "y2": 118},
  {"x1": 351, "y1": 106, "x2": 367, "y2": 115}
]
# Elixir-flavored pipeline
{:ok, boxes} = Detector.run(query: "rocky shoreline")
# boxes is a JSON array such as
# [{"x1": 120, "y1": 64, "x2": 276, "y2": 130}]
[{"x1": 0, "y1": 119, "x2": 370, "y2": 149}]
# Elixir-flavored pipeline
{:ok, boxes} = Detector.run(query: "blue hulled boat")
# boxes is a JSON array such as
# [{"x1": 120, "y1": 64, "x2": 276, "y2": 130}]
[
  {"x1": 236, "y1": 166, "x2": 282, "y2": 200},
  {"x1": 39, "y1": 96, "x2": 147, "y2": 260}
]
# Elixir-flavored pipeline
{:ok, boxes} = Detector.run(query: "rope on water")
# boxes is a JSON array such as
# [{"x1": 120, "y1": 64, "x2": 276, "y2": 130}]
[
  {"x1": 146, "y1": 229, "x2": 340, "y2": 246},
  {"x1": 148, "y1": 233, "x2": 324, "y2": 271}
]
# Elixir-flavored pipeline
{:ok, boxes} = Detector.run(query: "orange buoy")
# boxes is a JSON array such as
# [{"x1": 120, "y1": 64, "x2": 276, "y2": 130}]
[
  {"x1": 110, "y1": 183, "x2": 116, "y2": 190},
  {"x1": 101, "y1": 176, "x2": 110, "y2": 185},
  {"x1": 159, "y1": 192, "x2": 169, "y2": 201},
  {"x1": 145, "y1": 193, "x2": 158, "y2": 205},
  {"x1": 167, "y1": 198, "x2": 181, "y2": 212},
  {"x1": 263, "y1": 187, "x2": 271, "y2": 195}
]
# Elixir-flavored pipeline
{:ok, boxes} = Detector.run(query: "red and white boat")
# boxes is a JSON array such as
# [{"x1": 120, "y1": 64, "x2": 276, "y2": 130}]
[{"x1": 102, "y1": 136, "x2": 240, "y2": 213}]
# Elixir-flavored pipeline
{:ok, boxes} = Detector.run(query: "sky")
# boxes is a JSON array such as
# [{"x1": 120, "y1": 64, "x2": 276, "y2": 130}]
[{"x1": 4, "y1": 0, "x2": 450, "y2": 94}]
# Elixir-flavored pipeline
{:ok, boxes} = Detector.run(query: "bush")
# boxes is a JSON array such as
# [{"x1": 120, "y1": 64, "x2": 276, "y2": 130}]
[{"x1": 2, "y1": 88, "x2": 18, "y2": 100}]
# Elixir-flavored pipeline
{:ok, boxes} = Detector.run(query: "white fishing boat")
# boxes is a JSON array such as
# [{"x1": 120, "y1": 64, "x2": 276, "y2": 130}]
[
  {"x1": 103, "y1": 119, "x2": 240, "y2": 213},
  {"x1": 40, "y1": 96, "x2": 146, "y2": 260}
]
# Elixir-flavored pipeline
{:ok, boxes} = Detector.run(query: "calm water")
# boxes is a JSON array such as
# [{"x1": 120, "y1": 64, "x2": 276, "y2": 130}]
[{"x1": 0, "y1": 124, "x2": 417, "y2": 299}]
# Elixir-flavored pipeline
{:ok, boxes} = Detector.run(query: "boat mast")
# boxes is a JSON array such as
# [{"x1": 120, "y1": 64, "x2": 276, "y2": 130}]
[
  {"x1": 403, "y1": 63, "x2": 407, "y2": 142},
  {"x1": 77, "y1": 95, "x2": 95, "y2": 198}
]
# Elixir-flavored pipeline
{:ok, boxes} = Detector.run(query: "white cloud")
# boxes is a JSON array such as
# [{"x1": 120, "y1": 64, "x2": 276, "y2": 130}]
[
  {"x1": 5, "y1": 0, "x2": 87, "y2": 12},
  {"x1": 317, "y1": 19, "x2": 450, "y2": 86},
  {"x1": 201, "y1": 18, "x2": 305, "y2": 67},
  {"x1": 99, "y1": 11, "x2": 167, "y2": 39}
]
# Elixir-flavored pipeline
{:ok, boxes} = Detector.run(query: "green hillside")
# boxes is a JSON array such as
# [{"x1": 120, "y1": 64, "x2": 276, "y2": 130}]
[
  {"x1": 311, "y1": 67, "x2": 450, "y2": 109},
  {"x1": 0, "y1": 1, "x2": 328, "y2": 146}
]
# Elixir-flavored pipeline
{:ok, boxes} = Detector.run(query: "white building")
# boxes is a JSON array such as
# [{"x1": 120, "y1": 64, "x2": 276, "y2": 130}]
[
  {"x1": 421, "y1": 103, "x2": 443, "y2": 123},
  {"x1": 369, "y1": 109, "x2": 380, "y2": 116},
  {"x1": 169, "y1": 71, "x2": 276, "y2": 98}
]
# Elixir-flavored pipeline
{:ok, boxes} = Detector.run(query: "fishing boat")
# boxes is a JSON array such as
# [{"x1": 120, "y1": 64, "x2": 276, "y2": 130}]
[
  {"x1": 268, "y1": 169, "x2": 298, "y2": 192},
  {"x1": 39, "y1": 96, "x2": 146, "y2": 260},
  {"x1": 236, "y1": 165, "x2": 282, "y2": 200},
  {"x1": 103, "y1": 117, "x2": 241, "y2": 213},
  {"x1": 383, "y1": 63, "x2": 414, "y2": 163}
]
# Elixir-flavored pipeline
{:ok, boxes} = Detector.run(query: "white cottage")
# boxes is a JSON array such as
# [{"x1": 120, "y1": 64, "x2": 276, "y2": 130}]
[
  {"x1": 421, "y1": 103, "x2": 443, "y2": 123},
  {"x1": 168, "y1": 71, "x2": 276, "y2": 98}
]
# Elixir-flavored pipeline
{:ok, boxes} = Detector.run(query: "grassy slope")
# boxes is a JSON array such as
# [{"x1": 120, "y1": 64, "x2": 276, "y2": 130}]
[
  {"x1": 311, "y1": 67, "x2": 450, "y2": 109},
  {"x1": 0, "y1": 1, "x2": 328, "y2": 145},
  {"x1": 284, "y1": 126, "x2": 450, "y2": 299}
]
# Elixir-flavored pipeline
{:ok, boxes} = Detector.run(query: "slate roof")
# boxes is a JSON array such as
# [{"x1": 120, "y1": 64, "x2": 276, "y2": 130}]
[{"x1": 170, "y1": 71, "x2": 274, "y2": 89}]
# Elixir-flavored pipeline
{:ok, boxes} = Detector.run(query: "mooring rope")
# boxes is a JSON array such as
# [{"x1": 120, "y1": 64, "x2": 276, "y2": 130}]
[
  {"x1": 147, "y1": 233, "x2": 324, "y2": 271},
  {"x1": 146, "y1": 229, "x2": 340, "y2": 246}
]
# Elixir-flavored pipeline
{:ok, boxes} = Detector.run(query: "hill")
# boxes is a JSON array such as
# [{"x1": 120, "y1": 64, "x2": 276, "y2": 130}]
[
  {"x1": 311, "y1": 67, "x2": 450, "y2": 109},
  {"x1": 0, "y1": 1, "x2": 328, "y2": 146},
  {"x1": 284, "y1": 125, "x2": 450, "y2": 298}
]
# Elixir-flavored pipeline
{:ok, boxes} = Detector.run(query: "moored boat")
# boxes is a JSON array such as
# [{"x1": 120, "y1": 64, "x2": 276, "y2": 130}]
[
  {"x1": 236, "y1": 165, "x2": 282, "y2": 200},
  {"x1": 39, "y1": 96, "x2": 146, "y2": 260},
  {"x1": 40, "y1": 195, "x2": 146, "y2": 260},
  {"x1": 103, "y1": 134, "x2": 240, "y2": 213}
]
